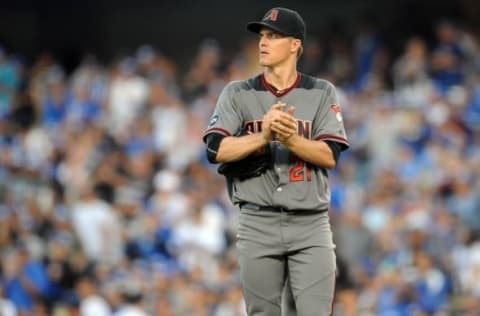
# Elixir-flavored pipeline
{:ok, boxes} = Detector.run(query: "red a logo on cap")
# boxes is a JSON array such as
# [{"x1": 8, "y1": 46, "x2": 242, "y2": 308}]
[{"x1": 268, "y1": 9, "x2": 278, "y2": 21}]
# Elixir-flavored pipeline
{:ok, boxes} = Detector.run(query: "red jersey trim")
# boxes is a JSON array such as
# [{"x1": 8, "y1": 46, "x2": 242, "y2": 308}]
[
  {"x1": 261, "y1": 73, "x2": 301, "y2": 98},
  {"x1": 315, "y1": 134, "x2": 350, "y2": 146},
  {"x1": 203, "y1": 128, "x2": 232, "y2": 138}
]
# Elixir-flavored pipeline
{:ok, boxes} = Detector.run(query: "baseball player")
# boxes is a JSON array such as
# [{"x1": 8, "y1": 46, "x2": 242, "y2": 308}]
[{"x1": 203, "y1": 7, "x2": 349, "y2": 316}]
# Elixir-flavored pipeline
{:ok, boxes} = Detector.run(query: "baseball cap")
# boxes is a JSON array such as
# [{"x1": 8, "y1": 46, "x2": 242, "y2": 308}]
[{"x1": 247, "y1": 7, "x2": 306, "y2": 41}]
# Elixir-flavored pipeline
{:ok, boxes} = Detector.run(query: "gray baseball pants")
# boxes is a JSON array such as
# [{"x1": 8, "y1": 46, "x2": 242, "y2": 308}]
[{"x1": 237, "y1": 207, "x2": 336, "y2": 316}]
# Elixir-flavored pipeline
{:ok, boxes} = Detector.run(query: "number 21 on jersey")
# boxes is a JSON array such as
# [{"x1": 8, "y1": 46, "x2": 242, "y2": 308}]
[{"x1": 289, "y1": 156, "x2": 312, "y2": 182}]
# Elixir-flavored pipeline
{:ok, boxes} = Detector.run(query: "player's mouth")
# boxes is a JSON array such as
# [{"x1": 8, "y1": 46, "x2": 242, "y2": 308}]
[{"x1": 260, "y1": 51, "x2": 269, "y2": 56}]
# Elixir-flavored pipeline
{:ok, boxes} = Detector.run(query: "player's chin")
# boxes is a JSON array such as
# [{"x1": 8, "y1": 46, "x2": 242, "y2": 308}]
[
  {"x1": 259, "y1": 53, "x2": 269, "y2": 63},
  {"x1": 259, "y1": 59, "x2": 272, "y2": 67}
]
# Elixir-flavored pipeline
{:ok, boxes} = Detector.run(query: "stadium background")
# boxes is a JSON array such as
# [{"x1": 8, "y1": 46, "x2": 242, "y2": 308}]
[{"x1": 1, "y1": 0, "x2": 480, "y2": 315}]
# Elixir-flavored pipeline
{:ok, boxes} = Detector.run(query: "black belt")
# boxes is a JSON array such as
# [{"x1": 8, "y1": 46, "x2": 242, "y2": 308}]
[{"x1": 239, "y1": 202, "x2": 327, "y2": 214}]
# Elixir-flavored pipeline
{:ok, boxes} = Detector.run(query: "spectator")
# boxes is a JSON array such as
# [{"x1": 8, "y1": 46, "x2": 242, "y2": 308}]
[
  {"x1": 41, "y1": 67, "x2": 68, "y2": 130},
  {"x1": 75, "y1": 276, "x2": 110, "y2": 316},
  {"x1": 2, "y1": 246, "x2": 52, "y2": 314},
  {"x1": 0, "y1": 47, "x2": 20, "y2": 118},
  {"x1": 392, "y1": 37, "x2": 435, "y2": 108},
  {"x1": 70, "y1": 185, "x2": 122, "y2": 264},
  {"x1": 413, "y1": 252, "x2": 451, "y2": 313},
  {"x1": 0, "y1": 284, "x2": 17, "y2": 316},
  {"x1": 107, "y1": 57, "x2": 149, "y2": 141},
  {"x1": 113, "y1": 280, "x2": 149, "y2": 316}
]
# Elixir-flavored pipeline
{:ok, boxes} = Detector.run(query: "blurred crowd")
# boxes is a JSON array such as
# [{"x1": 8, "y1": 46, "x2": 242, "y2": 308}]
[{"x1": 0, "y1": 17, "x2": 480, "y2": 316}]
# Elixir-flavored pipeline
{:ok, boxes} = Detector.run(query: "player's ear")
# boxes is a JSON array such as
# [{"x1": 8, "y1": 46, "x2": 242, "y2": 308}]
[
  {"x1": 297, "y1": 45, "x2": 303, "y2": 58},
  {"x1": 290, "y1": 39, "x2": 302, "y2": 55}
]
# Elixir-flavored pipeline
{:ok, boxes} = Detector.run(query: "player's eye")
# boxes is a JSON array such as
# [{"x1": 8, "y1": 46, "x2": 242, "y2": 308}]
[
  {"x1": 268, "y1": 33, "x2": 278, "y2": 39},
  {"x1": 272, "y1": 33, "x2": 286, "y2": 39},
  {"x1": 259, "y1": 31, "x2": 284, "y2": 40}
]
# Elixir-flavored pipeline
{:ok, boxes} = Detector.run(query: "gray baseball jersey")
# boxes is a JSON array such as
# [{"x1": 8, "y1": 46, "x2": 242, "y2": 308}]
[{"x1": 203, "y1": 73, "x2": 349, "y2": 211}]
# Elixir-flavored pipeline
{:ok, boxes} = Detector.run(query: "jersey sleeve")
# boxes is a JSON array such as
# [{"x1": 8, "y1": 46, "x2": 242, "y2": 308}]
[
  {"x1": 312, "y1": 81, "x2": 349, "y2": 150},
  {"x1": 202, "y1": 82, "x2": 243, "y2": 143}
]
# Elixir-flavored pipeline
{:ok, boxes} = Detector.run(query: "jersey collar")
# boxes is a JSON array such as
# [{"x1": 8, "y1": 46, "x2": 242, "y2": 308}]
[{"x1": 261, "y1": 72, "x2": 302, "y2": 98}]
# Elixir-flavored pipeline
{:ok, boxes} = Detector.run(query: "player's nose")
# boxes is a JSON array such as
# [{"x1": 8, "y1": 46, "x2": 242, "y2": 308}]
[{"x1": 259, "y1": 36, "x2": 268, "y2": 48}]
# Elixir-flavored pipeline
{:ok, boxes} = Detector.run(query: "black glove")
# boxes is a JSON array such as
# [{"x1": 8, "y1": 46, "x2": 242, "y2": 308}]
[
  {"x1": 217, "y1": 128, "x2": 272, "y2": 180},
  {"x1": 217, "y1": 148, "x2": 272, "y2": 180}
]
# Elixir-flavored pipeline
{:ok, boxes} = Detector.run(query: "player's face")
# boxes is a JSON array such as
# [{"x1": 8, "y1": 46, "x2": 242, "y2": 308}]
[{"x1": 258, "y1": 28, "x2": 297, "y2": 67}]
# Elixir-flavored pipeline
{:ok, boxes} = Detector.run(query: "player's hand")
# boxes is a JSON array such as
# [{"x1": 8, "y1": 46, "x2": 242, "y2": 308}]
[
  {"x1": 262, "y1": 102, "x2": 286, "y2": 142},
  {"x1": 270, "y1": 106, "x2": 297, "y2": 144}
]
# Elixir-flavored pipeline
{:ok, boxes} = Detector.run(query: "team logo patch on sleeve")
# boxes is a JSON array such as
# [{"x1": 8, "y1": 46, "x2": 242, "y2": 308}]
[
  {"x1": 330, "y1": 104, "x2": 343, "y2": 122},
  {"x1": 208, "y1": 115, "x2": 219, "y2": 126}
]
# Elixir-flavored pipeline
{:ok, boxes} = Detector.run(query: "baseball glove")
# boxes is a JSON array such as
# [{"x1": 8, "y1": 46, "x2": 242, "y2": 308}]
[{"x1": 217, "y1": 128, "x2": 272, "y2": 180}]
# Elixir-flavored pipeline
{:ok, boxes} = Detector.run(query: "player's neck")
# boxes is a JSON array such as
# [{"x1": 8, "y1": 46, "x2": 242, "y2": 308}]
[{"x1": 263, "y1": 66, "x2": 298, "y2": 92}]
